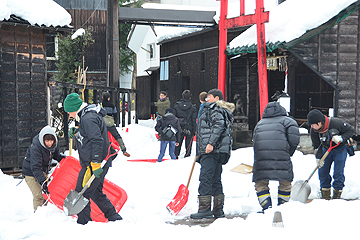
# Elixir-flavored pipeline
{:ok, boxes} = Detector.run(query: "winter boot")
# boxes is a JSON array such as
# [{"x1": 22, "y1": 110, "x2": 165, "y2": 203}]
[
  {"x1": 190, "y1": 195, "x2": 214, "y2": 219},
  {"x1": 257, "y1": 190, "x2": 272, "y2": 212},
  {"x1": 278, "y1": 190, "x2": 291, "y2": 206},
  {"x1": 320, "y1": 188, "x2": 331, "y2": 200},
  {"x1": 212, "y1": 194, "x2": 225, "y2": 218},
  {"x1": 333, "y1": 189, "x2": 343, "y2": 199},
  {"x1": 107, "y1": 213, "x2": 123, "y2": 221}
]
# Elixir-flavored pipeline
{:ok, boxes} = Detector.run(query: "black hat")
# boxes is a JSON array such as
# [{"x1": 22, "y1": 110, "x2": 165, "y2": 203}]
[
  {"x1": 165, "y1": 107, "x2": 175, "y2": 114},
  {"x1": 160, "y1": 91, "x2": 167, "y2": 96},
  {"x1": 307, "y1": 109, "x2": 325, "y2": 125}
]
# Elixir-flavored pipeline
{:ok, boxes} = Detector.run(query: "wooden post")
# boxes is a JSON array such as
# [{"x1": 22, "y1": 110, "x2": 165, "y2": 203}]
[{"x1": 107, "y1": 0, "x2": 120, "y2": 104}]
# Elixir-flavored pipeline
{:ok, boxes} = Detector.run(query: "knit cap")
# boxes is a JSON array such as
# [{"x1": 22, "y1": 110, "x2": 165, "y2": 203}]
[
  {"x1": 64, "y1": 93, "x2": 83, "y2": 113},
  {"x1": 307, "y1": 109, "x2": 325, "y2": 125}
]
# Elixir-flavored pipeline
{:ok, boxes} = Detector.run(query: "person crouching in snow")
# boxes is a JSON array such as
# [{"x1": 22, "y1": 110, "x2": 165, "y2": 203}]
[
  {"x1": 64, "y1": 93, "x2": 122, "y2": 224},
  {"x1": 155, "y1": 108, "x2": 181, "y2": 162},
  {"x1": 252, "y1": 102, "x2": 300, "y2": 212},
  {"x1": 102, "y1": 92, "x2": 130, "y2": 157},
  {"x1": 190, "y1": 89, "x2": 234, "y2": 219},
  {"x1": 22, "y1": 126, "x2": 65, "y2": 211}
]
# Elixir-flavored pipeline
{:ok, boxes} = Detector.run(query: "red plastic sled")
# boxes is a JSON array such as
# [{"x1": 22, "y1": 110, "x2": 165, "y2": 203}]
[{"x1": 44, "y1": 156, "x2": 127, "y2": 222}]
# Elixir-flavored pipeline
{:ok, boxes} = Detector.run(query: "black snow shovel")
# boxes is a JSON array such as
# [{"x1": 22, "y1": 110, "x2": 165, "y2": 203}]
[
  {"x1": 290, "y1": 140, "x2": 340, "y2": 203},
  {"x1": 63, "y1": 142, "x2": 120, "y2": 216}
]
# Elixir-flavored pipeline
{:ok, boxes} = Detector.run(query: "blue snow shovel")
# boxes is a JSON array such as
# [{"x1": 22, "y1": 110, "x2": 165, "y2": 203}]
[
  {"x1": 290, "y1": 140, "x2": 340, "y2": 203},
  {"x1": 63, "y1": 142, "x2": 120, "y2": 216}
]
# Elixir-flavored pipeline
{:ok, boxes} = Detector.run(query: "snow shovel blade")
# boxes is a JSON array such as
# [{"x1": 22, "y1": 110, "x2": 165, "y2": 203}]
[
  {"x1": 166, "y1": 184, "x2": 189, "y2": 215},
  {"x1": 231, "y1": 163, "x2": 253, "y2": 174},
  {"x1": 63, "y1": 189, "x2": 90, "y2": 216},
  {"x1": 290, "y1": 180, "x2": 311, "y2": 203}
]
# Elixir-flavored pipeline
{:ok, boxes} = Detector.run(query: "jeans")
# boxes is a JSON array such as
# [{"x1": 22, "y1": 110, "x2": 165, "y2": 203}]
[
  {"x1": 318, "y1": 145, "x2": 347, "y2": 190},
  {"x1": 158, "y1": 141, "x2": 176, "y2": 162}
]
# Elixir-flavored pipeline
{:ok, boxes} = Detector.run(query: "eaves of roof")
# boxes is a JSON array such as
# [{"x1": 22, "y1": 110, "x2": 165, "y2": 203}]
[{"x1": 226, "y1": 0, "x2": 360, "y2": 57}]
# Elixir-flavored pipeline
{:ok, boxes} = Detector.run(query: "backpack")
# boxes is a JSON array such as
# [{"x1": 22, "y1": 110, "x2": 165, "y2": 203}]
[{"x1": 162, "y1": 125, "x2": 177, "y2": 141}]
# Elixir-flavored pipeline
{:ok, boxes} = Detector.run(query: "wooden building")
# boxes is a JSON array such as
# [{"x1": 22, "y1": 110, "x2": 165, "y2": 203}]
[
  {"x1": 227, "y1": 0, "x2": 360, "y2": 134},
  {"x1": 0, "y1": 16, "x2": 69, "y2": 169}
]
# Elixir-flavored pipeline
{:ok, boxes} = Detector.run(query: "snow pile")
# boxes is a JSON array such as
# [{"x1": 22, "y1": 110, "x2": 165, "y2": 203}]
[
  {"x1": 229, "y1": 0, "x2": 358, "y2": 49},
  {"x1": 0, "y1": 0, "x2": 71, "y2": 27},
  {"x1": 1, "y1": 119, "x2": 360, "y2": 239}
]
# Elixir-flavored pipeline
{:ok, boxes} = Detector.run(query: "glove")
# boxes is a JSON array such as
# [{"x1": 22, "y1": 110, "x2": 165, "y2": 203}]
[
  {"x1": 123, "y1": 152, "x2": 130, "y2": 157},
  {"x1": 68, "y1": 127, "x2": 79, "y2": 138},
  {"x1": 91, "y1": 162, "x2": 103, "y2": 178},
  {"x1": 41, "y1": 181, "x2": 50, "y2": 195},
  {"x1": 317, "y1": 158, "x2": 325, "y2": 169},
  {"x1": 332, "y1": 135, "x2": 343, "y2": 144},
  {"x1": 150, "y1": 102, "x2": 155, "y2": 106},
  {"x1": 83, "y1": 166, "x2": 92, "y2": 187},
  {"x1": 59, "y1": 153, "x2": 66, "y2": 161}
]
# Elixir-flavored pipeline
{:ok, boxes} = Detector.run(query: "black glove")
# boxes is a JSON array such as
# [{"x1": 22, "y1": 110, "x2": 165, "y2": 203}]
[
  {"x1": 150, "y1": 102, "x2": 155, "y2": 106},
  {"x1": 41, "y1": 181, "x2": 50, "y2": 195},
  {"x1": 60, "y1": 153, "x2": 66, "y2": 161}
]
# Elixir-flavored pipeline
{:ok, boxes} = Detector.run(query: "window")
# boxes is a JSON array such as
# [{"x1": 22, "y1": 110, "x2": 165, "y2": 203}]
[
  {"x1": 45, "y1": 34, "x2": 58, "y2": 60},
  {"x1": 147, "y1": 43, "x2": 155, "y2": 59},
  {"x1": 160, "y1": 60, "x2": 169, "y2": 81}
]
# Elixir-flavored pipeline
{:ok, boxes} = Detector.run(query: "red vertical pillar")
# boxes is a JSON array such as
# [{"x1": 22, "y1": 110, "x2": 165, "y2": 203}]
[
  {"x1": 218, "y1": 0, "x2": 228, "y2": 95},
  {"x1": 255, "y1": 0, "x2": 268, "y2": 117}
]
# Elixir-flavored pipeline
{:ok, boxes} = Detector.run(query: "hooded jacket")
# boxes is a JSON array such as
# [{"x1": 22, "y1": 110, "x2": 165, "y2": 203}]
[
  {"x1": 252, "y1": 102, "x2": 300, "y2": 182},
  {"x1": 22, "y1": 126, "x2": 63, "y2": 184},
  {"x1": 196, "y1": 100, "x2": 234, "y2": 162},
  {"x1": 155, "y1": 112, "x2": 182, "y2": 142},
  {"x1": 75, "y1": 104, "x2": 111, "y2": 167},
  {"x1": 174, "y1": 98, "x2": 197, "y2": 134}
]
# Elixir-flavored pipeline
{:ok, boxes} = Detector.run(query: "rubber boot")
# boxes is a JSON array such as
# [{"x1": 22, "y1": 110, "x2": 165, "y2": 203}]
[
  {"x1": 278, "y1": 190, "x2": 291, "y2": 206},
  {"x1": 107, "y1": 213, "x2": 123, "y2": 221},
  {"x1": 321, "y1": 188, "x2": 331, "y2": 200},
  {"x1": 257, "y1": 190, "x2": 272, "y2": 212},
  {"x1": 212, "y1": 194, "x2": 225, "y2": 218},
  {"x1": 333, "y1": 189, "x2": 343, "y2": 199},
  {"x1": 190, "y1": 195, "x2": 214, "y2": 219}
]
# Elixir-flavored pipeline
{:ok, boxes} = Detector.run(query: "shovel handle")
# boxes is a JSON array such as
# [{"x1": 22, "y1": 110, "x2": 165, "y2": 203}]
[
  {"x1": 186, "y1": 156, "x2": 197, "y2": 188},
  {"x1": 69, "y1": 138, "x2": 73, "y2": 156},
  {"x1": 307, "y1": 141, "x2": 340, "y2": 182}
]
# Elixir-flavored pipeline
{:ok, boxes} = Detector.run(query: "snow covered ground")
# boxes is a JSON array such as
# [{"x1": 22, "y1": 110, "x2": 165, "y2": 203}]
[{"x1": 1, "y1": 119, "x2": 360, "y2": 240}]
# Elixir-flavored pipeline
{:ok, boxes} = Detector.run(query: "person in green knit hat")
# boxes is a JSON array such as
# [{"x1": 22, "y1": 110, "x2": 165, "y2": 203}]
[{"x1": 64, "y1": 93, "x2": 122, "y2": 224}]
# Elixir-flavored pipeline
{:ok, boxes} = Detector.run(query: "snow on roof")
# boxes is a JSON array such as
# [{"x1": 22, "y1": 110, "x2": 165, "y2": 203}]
[
  {"x1": 0, "y1": 0, "x2": 71, "y2": 27},
  {"x1": 229, "y1": 0, "x2": 358, "y2": 50},
  {"x1": 142, "y1": 3, "x2": 216, "y2": 43}
]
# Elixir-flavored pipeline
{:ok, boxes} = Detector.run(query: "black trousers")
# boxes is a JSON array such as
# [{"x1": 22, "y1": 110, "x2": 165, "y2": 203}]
[
  {"x1": 175, "y1": 132, "x2": 193, "y2": 158},
  {"x1": 75, "y1": 162, "x2": 117, "y2": 224},
  {"x1": 198, "y1": 153, "x2": 223, "y2": 196}
]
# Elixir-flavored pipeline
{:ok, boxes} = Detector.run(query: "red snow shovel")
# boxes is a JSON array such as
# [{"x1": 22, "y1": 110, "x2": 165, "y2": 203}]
[
  {"x1": 290, "y1": 140, "x2": 340, "y2": 203},
  {"x1": 63, "y1": 142, "x2": 120, "y2": 216},
  {"x1": 166, "y1": 156, "x2": 197, "y2": 215}
]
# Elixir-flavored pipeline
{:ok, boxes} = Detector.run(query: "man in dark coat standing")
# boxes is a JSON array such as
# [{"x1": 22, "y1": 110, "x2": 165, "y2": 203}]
[
  {"x1": 190, "y1": 89, "x2": 234, "y2": 219},
  {"x1": 174, "y1": 90, "x2": 197, "y2": 158},
  {"x1": 307, "y1": 109, "x2": 355, "y2": 199},
  {"x1": 64, "y1": 93, "x2": 122, "y2": 224},
  {"x1": 252, "y1": 101, "x2": 300, "y2": 212}
]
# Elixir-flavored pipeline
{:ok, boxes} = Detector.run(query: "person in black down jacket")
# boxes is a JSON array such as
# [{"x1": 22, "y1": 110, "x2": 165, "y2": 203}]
[
  {"x1": 22, "y1": 125, "x2": 65, "y2": 211},
  {"x1": 252, "y1": 101, "x2": 300, "y2": 212},
  {"x1": 64, "y1": 93, "x2": 122, "y2": 224},
  {"x1": 174, "y1": 90, "x2": 197, "y2": 158},
  {"x1": 190, "y1": 89, "x2": 234, "y2": 220},
  {"x1": 307, "y1": 109, "x2": 355, "y2": 199},
  {"x1": 155, "y1": 108, "x2": 182, "y2": 162}
]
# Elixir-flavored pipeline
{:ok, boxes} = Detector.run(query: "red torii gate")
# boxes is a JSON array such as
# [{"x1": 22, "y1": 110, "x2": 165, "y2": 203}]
[{"x1": 218, "y1": 0, "x2": 269, "y2": 117}]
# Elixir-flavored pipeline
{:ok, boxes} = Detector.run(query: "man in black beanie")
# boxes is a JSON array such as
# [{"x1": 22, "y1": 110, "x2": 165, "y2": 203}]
[{"x1": 307, "y1": 109, "x2": 355, "y2": 199}]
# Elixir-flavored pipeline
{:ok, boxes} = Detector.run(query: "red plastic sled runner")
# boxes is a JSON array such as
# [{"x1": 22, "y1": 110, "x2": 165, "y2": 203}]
[{"x1": 43, "y1": 156, "x2": 127, "y2": 222}]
